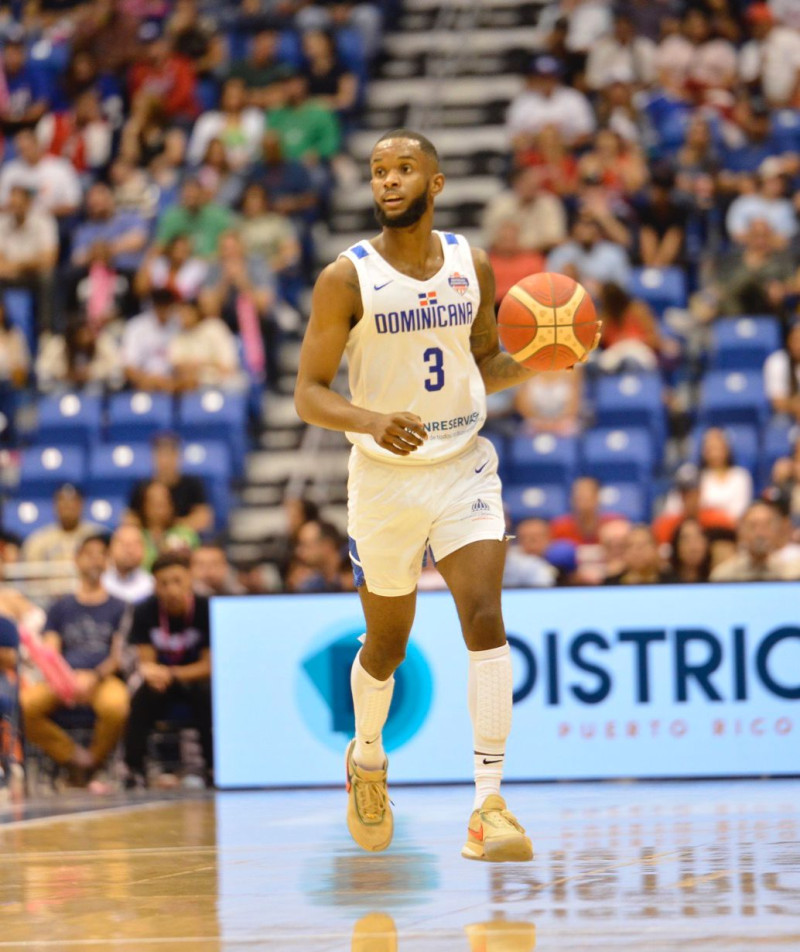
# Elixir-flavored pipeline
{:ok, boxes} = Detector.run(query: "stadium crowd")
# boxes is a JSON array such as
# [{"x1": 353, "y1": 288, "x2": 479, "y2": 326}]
[{"x1": 4, "y1": 0, "x2": 800, "y2": 795}]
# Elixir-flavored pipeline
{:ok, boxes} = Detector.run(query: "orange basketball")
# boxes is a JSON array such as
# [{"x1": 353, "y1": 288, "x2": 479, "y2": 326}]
[{"x1": 497, "y1": 272, "x2": 600, "y2": 371}]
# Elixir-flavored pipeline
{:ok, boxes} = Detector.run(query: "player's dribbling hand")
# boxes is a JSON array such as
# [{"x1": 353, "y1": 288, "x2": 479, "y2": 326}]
[
  {"x1": 370, "y1": 412, "x2": 428, "y2": 456},
  {"x1": 570, "y1": 321, "x2": 603, "y2": 370}
]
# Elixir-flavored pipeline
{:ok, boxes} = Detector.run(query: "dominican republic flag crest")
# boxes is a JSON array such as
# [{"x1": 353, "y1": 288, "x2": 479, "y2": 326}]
[
  {"x1": 448, "y1": 272, "x2": 469, "y2": 294},
  {"x1": 418, "y1": 290, "x2": 438, "y2": 307}
]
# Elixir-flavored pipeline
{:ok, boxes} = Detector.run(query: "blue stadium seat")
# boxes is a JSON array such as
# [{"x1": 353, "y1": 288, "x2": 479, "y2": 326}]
[
  {"x1": 710, "y1": 316, "x2": 781, "y2": 370},
  {"x1": 508, "y1": 433, "x2": 578, "y2": 485},
  {"x1": 182, "y1": 441, "x2": 232, "y2": 527},
  {"x1": 687, "y1": 424, "x2": 760, "y2": 478},
  {"x1": 36, "y1": 392, "x2": 103, "y2": 448},
  {"x1": 504, "y1": 484, "x2": 568, "y2": 525},
  {"x1": 770, "y1": 109, "x2": 800, "y2": 152},
  {"x1": 85, "y1": 497, "x2": 127, "y2": 531},
  {"x1": 594, "y1": 372, "x2": 666, "y2": 443},
  {"x1": 19, "y1": 446, "x2": 86, "y2": 496},
  {"x1": 599, "y1": 483, "x2": 649, "y2": 522},
  {"x1": 2, "y1": 498, "x2": 55, "y2": 539},
  {"x1": 86, "y1": 443, "x2": 152, "y2": 498},
  {"x1": 762, "y1": 417, "x2": 798, "y2": 483},
  {"x1": 581, "y1": 427, "x2": 655, "y2": 482},
  {"x1": 628, "y1": 268, "x2": 687, "y2": 316},
  {"x1": 4, "y1": 288, "x2": 35, "y2": 355},
  {"x1": 177, "y1": 389, "x2": 247, "y2": 477},
  {"x1": 107, "y1": 392, "x2": 173, "y2": 443},
  {"x1": 698, "y1": 370, "x2": 769, "y2": 427}
]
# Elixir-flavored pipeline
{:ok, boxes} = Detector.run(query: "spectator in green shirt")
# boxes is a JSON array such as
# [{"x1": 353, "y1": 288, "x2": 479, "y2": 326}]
[
  {"x1": 266, "y1": 71, "x2": 341, "y2": 167},
  {"x1": 156, "y1": 177, "x2": 234, "y2": 259}
]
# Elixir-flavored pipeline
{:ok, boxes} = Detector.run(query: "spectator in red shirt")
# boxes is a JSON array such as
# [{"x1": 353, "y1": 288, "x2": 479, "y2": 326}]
[
  {"x1": 652, "y1": 462, "x2": 735, "y2": 545},
  {"x1": 550, "y1": 476, "x2": 620, "y2": 545},
  {"x1": 128, "y1": 22, "x2": 199, "y2": 127}
]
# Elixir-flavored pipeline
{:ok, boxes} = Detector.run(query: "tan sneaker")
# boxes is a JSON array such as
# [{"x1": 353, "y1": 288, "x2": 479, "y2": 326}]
[
  {"x1": 345, "y1": 739, "x2": 393, "y2": 852},
  {"x1": 352, "y1": 912, "x2": 398, "y2": 952},
  {"x1": 465, "y1": 920, "x2": 537, "y2": 951},
  {"x1": 461, "y1": 794, "x2": 533, "y2": 862}
]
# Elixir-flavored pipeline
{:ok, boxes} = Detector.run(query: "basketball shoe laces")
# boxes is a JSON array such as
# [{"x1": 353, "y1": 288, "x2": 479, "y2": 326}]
[
  {"x1": 483, "y1": 807, "x2": 526, "y2": 836},
  {"x1": 355, "y1": 774, "x2": 389, "y2": 822}
]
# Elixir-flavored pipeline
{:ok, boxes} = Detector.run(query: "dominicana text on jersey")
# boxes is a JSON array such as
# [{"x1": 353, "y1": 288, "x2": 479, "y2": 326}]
[{"x1": 340, "y1": 231, "x2": 488, "y2": 465}]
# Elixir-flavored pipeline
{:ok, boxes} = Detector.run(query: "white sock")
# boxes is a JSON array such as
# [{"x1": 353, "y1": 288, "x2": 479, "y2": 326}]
[
  {"x1": 468, "y1": 642, "x2": 513, "y2": 810},
  {"x1": 351, "y1": 649, "x2": 395, "y2": 770}
]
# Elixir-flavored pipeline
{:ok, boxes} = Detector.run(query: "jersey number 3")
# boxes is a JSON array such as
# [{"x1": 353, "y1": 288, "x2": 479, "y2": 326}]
[{"x1": 423, "y1": 347, "x2": 445, "y2": 392}]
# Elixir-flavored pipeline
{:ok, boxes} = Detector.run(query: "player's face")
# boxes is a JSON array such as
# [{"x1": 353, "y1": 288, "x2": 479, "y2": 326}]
[{"x1": 370, "y1": 140, "x2": 441, "y2": 229}]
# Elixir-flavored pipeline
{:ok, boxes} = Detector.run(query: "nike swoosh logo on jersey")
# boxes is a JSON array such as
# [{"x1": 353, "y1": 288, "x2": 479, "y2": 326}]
[
  {"x1": 373, "y1": 280, "x2": 393, "y2": 291},
  {"x1": 475, "y1": 460, "x2": 488, "y2": 474}
]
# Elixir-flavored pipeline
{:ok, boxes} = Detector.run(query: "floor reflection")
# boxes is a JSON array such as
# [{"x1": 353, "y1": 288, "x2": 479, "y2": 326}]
[{"x1": 350, "y1": 913, "x2": 536, "y2": 952}]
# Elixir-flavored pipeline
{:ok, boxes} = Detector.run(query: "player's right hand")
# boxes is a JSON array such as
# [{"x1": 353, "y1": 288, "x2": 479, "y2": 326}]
[{"x1": 369, "y1": 412, "x2": 428, "y2": 456}]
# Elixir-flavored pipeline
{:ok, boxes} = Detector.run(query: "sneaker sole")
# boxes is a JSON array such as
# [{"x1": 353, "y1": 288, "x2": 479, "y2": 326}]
[{"x1": 461, "y1": 835, "x2": 533, "y2": 862}]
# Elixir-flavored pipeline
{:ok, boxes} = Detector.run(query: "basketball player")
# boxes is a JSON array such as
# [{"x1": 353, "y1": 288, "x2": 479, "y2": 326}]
[{"x1": 295, "y1": 129, "x2": 598, "y2": 861}]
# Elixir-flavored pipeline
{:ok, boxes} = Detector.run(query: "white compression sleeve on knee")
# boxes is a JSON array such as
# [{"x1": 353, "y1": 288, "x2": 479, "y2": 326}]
[
  {"x1": 351, "y1": 649, "x2": 395, "y2": 770},
  {"x1": 468, "y1": 642, "x2": 513, "y2": 809}
]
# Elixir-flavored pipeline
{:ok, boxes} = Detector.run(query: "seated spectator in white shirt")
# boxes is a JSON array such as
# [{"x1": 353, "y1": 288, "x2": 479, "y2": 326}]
[
  {"x1": 482, "y1": 165, "x2": 567, "y2": 253},
  {"x1": 585, "y1": 11, "x2": 656, "y2": 90},
  {"x1": 0, "y1": 129, "x2": 81, "y2": 220},
  {"x1": 122, "y1": 287, "x2": 181, "y2": 392},
  {"x1": 35, "y1": 317, "x2": 122, "y2": 392},
  {"x1": 168, "y1": 297, "x2": 244, "y2": 391},
  {"x1": 135, "y1": 236, "x2": 209, "y2": 303},
  {"x1": 764, "y1": 319, "x2": 800, "y2": 420},
  {"x1": 21, "y1": 484, "x2": 102, "y2": 564},
  {"x1": 102, "y1": 524, "x2": 154, "y2": 604},
  {"x1": 187, "y1": 77, "x2": 264, "y2": 171},
  {"x1": 725, "y1": 159, "x2": 798, "y2": 246},
  {"x1": 506, "y1": 55, "x2": 596, "y2": 151},
  {"x1": 698, "y1": 427, "x2": 753, "y2": 522}
]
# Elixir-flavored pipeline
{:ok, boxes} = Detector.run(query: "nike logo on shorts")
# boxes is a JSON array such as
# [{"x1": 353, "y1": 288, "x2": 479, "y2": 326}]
[
  {"x1": 373, "y1": 280, "x2": 392, "y2": 291},
  {"x1": 475, "y1": 460, "x2": 488, "y2": 474}
]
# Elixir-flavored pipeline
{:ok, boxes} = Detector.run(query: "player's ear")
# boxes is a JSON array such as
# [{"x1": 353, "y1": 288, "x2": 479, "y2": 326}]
[{"x1": 430, "y1": 172, "x2": 445, "y2": 196}]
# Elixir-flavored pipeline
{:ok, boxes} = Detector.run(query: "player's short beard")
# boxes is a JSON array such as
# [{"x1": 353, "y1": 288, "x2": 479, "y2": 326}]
[{"x1": 374, "y1": 189, "x2": 430, "y2": 229}]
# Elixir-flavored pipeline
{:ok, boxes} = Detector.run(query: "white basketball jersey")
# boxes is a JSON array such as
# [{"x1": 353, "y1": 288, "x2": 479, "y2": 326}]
[{"x1": 340, "y1": 230, "x2": 486, "y2": 465}]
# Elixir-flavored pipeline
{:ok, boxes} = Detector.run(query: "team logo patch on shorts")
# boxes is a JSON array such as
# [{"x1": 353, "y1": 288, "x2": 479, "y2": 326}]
[
  {"x1": 472, "y1": 498, "x2": 490, "y2": 513},
  {"x1": 448, "y1": 272, "x2": 469, "y2": 295}
]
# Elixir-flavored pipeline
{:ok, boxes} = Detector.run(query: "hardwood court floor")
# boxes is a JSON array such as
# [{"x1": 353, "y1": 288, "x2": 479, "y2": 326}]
[{"x1": 0, "y1": 779, "x2": 798, "y2": 951}]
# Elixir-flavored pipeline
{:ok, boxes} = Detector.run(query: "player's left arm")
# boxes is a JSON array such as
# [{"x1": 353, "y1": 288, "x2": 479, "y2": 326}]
[{"x1": 470, "y1": 248, "x2": 537, "y2": 394}]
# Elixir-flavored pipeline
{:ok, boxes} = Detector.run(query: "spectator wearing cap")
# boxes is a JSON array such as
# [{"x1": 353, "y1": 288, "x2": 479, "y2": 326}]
[
  {"x1": 0, "y1": 613, "x2": 22, "y2": 797},
  {"x1": 0, "y1": 26, "x2": 48, "y2": 134},
  {"x1": 20, "y1": 534, "x2": 130, "y2": 784},
  {"x1": 0, "y1": 184, "x2": 58, "y2": 332},
  {"x1": 725, "y1": 160, "x2": 797, "y2": 247},
  {"x1": 124, "y1": 551, "x2": 212, "y2": 788},
  {"x1": 740, "y1": 3, "x2": 800, "y2": 107},
  {"x1": 711, "y1": 500, "x2": 800, "y2": 580},
  {"x1": 506, "y1": 55, "x2": 596, "y2": 151},
  {"x1": 128, "y1": 22, "x2": 199, "y2": 126},
  {"x1": 0, "y1": 130, "x2": 81, "y2": 221},
  {"x1": 764, "y1": 318, "x2": 800, "y2": 420},
  {"x1": 21, "y1": 484, "x2": 103, "y2": 564},
  {"x1": 585, "y1": 11, "x2": 656, "y2": 91},
  {"x1": 129, "y1": 432, "x2": 212, "y2": 535},
  {"x1": 102, "y1": 524, "x2": 154, "y2": 604},
  {"x1": 653, "y1": 462, "x2": 736, "y2": 545},
  {"x1": 155, "y1": 178, "x2": 235, "y2": 260},
  {"x1": 121, "y1": 287, "x2": 181, "y2": 392}
]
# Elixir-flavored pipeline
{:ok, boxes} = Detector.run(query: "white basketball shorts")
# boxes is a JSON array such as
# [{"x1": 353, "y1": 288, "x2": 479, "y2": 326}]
[{"x1": 347, "y1": 436, "x2": 506, "y2": 597}]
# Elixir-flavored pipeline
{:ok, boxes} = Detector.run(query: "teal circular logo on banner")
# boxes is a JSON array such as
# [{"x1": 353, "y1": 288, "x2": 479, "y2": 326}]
[{"x1": 296, "y1": 621, "x2": 434, "y2": 753}]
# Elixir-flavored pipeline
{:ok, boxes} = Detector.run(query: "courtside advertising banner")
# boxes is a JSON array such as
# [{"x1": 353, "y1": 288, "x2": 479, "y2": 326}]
[{"x1": 211, "y1": 583, "x2": 800, "y2": 787}]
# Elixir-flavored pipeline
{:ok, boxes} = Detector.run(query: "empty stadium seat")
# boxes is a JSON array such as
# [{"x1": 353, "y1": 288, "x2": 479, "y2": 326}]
[
  {"x1": 177, "y1": 389, "x2": 247, "y2": 477},
  {"x1": 19, "y1": 446, "x2": 86, "y2": 496},
  {"x1": 107, "y1": 392, "x2": 173, "y2": 443},
  {"x1": 504, "y1": 484, "x2": 568, "y2": 525},
  {"x1": 687, "y1": 424, "x2": 760, "y2": 478},
  {"x1": 182, "y1": 441, "x2": 232, "y2": 527},
  {"x1": 86, "y1": 443, "x2": 152, "y2": 498},
  {"x1": 2, "y1": 498, "x2": 55, "y2": 539},
  {"x1": 599, "y1": 483, "x2": 649, "y2": 522},
  {"x1": 761, "y1": 417, "x2": 798, "y2": 483},
  {"x1": 86, "y1": 497, "x2": 127, "y2": 530},
  {"x1": 710, "y1": 316, "x2": 781, "y2": 370},
  {"x1": 698, "y1": 371, "x2": 769, "y2": 427},
  {"x1": 629, "y1": 268, "x2": 687, "y2": 316},
  {"x1": 594, "y1": 372, "x2": 666, "y2": 442},
  {"x1": 581, "y1": 427, "x2": 655, "y2": 482},
  {"x1": 770, "y1": 109, "x2": 800, "y2": 152},
  {"x1": 36, "y1": 392, "x2": 103, "y2": 448},
  {"x1": 508, "y1": 433, "x2": 578, "y2": 485}
]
